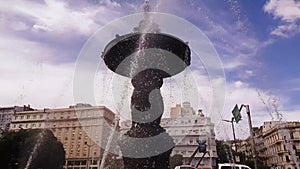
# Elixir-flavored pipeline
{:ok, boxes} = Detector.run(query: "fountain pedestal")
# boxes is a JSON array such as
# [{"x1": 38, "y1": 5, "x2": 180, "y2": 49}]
[
  {"x1": 119, "y1": 69, "x2": 174, "y2": 169},
  {"x1": 101, "y1": 33, "x2": 190, "y2": 169}
]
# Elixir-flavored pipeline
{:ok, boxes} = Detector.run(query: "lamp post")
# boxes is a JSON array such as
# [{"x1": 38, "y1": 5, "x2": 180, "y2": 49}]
[
  {"x1": 237, "y1": 104, "x2": 258, "y2": 169},
  {"x1": 85, "y1": 141, "x2": 94, "y2": 169},
  {"x1": 222, "y1": 118, "x2": 237, "y2": 153}
]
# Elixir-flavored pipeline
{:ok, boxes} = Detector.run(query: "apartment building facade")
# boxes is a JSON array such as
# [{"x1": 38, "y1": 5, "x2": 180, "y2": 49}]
[
  {"x1": 10, "y1": 104, "x2": 119, "y2": 169},
  {"x1": 262, "y1": 121, "x2": 300, "y2": 169},
  {"x1": 238, "y1": 121, "x2": 300, "y2": 169},
  {"x1": 121, "y1": 102, "x2": 217, "y2": 169},
  {"x1": 0, "y1": 105, "x2": 33, "y2": 132}
]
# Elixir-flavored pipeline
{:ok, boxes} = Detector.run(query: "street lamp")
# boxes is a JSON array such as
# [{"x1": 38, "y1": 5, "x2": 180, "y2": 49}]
[
  {"x1": 222, "y1": 118, "x2": 237, "y2": 152},
  {"x1": 232, "y1": 104, "x2": 258, "y2": 169},
  {"x1": 85, "y1": 141, "x2": 94, "y2": 169}
]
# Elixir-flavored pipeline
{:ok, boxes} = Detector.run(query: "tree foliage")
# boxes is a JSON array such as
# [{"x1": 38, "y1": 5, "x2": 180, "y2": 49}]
[
  {"x1": 216, "y1": 140, "x2": 233, "y2": 164},
  {"x1": 169, "y1": 154, "x2": 183, "y2": 169},
  {"x1": 0, "y1": 129, "x2": 65, "y2": 169},
  {"x1": 216, "y1": 140, "x2": 268, "y2": 169}
]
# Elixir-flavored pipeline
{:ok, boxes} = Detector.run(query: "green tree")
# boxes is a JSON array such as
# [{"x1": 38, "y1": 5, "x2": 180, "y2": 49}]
[
  {"x1": 169, "y1": 154, "x2": 183, "y2": 169},
  {"x1": 216, "y1": 140, "x2": 233, "y2": 164},
  {"x1": 0, "y1": 129, "x2": 65, "y2": 169}
]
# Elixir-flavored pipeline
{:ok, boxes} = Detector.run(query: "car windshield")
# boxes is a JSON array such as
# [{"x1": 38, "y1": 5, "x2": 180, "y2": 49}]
[{"x1": 220, "y1": 167, "x2": 239, "y2": 169}]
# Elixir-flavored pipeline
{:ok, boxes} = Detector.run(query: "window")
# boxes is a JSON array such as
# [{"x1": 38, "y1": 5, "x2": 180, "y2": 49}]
[
  {"x1": 67, "y1": 161, "x2": 74, "y2": 165},
  {"x1": 74, "y1": 161, "x2": 80, "y2": 165},
  {"x1": 286, "y1": 155, "x2": 290, "y2": 162}
]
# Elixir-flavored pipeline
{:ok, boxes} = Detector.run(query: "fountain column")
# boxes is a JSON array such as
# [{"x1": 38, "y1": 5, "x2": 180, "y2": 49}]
[
  {"x1": 101, "y1": 4, "x2": 191, "y2": 168},
  {"x1": 117, "y1": 69, "x2": 173, "y2": 169}
]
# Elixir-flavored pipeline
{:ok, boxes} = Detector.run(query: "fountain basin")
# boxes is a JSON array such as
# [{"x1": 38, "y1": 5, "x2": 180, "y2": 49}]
[{"x1": 101, "y1": 33, "x2": 191, "y2": 78}]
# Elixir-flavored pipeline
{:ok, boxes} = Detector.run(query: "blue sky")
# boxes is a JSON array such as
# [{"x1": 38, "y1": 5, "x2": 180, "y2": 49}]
[{"x1": 0, "y1": 0, "x2": 300, "y2": 139}]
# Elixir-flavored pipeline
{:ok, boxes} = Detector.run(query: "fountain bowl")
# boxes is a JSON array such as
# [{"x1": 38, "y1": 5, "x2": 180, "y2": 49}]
[{"x1": 101, "y1": 33, "x2": 191, "y2": 78}]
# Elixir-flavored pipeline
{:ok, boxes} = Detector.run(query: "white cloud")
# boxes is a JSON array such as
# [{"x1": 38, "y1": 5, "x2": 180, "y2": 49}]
[
  {"x1": 0, "y1": 0, "x2": 122, "y2": 36},
  {"x1": 0, "y1": 35, "x2": 75, "y2": 108},
  {"x1": 10, "y1": 21, "x2": 29, "y2": 31},
  {"x1": 270, "y1": 23, "x2": 300, "y2": 38},
  {"x1": 245, "y1": 70, "x2": 254, "y2": 77},
  {"x1": 222, "y1": 59, "x2": 245, "y2": 71},
  {"x1": 217, "y1": 83, "x2": 282, "y2": 139},
  {"x1": 0, "y1": 0, "x2": 299, "y2": 141},
  {"x1": 102, "y1": 0, "x2": 121, "y2": 8},
  {"x1": 264, "y1": 0, "x2": 300, "y2": 38},
  {"x1": 0, "y1": 0, "x2": 126, "y2": 109},
  {"x1": 234, "y1": 81, "x2": 247, "y2": 88},
  {"x1": 264, "y1": 0, "x2": 300, "y2": 22}
]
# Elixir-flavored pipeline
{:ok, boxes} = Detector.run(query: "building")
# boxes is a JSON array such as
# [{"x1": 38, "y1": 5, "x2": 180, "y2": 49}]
[
  {"x1": 0, "y1": 105, "x2": 33, "y2": 132},
  {"x1": 170, "y1": 102, "x2": 196, "y2": 118},
  {"x1": 237, "y1": 121, "x2": 300, "y2": 169},
  {"x1": 262, "y1": 121, "x2": 300, "y2": 169},
  {"x1": 121, "y1": 102, "x2": 217, "y2": 169},
  {"x1": 10, "y1": 104, "x2": 119, "y2": 169}
]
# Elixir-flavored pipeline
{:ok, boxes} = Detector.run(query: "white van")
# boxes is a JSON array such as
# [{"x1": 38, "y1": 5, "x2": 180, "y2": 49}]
[{"x1": 218, "y1": 163, "x2": 252, "y2": 169}]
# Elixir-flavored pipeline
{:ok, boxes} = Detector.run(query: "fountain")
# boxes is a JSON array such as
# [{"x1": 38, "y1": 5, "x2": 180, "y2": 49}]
[{"x1": 101, "y1": 1, "x2": 191, "y2": 169}]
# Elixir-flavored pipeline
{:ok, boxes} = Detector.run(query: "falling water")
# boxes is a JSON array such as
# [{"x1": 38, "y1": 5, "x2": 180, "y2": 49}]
[
  {"x1": 257, "y1": 90, "x2": 274, "y2": 121},
  {"x1": 99, "y1": 112, "x2": 120, "y2": 169},
  {"x1": 99, "y1": 1, "x2": 159, "y2": 168},
  {"x1": 24, "y1": 130, "x2": 45, "y2": 169}
]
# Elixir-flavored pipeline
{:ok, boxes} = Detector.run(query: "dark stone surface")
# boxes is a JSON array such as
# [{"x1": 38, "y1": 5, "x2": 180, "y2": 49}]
[
  {"x1": 101, "y1": 33, "x2": 191, "y2": 78},
  {"x1": 101, "y1": 32, "x2": 191, "y2": 169},
  {"x1": 119, "y1": 70, "x2": 174, "y2": 169}
]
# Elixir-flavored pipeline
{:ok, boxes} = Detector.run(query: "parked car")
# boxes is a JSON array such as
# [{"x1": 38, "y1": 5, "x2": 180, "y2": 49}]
[
  {"x1": 218, "y1": 163, "x2": 252, "y2": 169},
  {"x1": 175, "y1": 165, "x2": 196, "y2": 169}
]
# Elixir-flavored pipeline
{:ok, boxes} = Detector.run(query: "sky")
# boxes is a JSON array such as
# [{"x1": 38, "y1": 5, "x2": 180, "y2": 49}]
[{"x1": 1, "y1": 0, "x2": 300, "y2": 139}]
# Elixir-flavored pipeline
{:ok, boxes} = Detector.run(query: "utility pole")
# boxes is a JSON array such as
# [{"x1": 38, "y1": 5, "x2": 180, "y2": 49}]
[
  {"x1": 242, "y1": 104, "x2": 258, "y2": 169},
  {"x1": 223, "y1": 118, "x2": 237, "y2": 153},
  {"x1": 232, "y1": 104, "x2": 258, "y2": 169}
]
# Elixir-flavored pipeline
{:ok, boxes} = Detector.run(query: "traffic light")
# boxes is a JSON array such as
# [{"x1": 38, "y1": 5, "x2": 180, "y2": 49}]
[{"x1": 198, "y1": 140, "x2": 207, "y2": 153}]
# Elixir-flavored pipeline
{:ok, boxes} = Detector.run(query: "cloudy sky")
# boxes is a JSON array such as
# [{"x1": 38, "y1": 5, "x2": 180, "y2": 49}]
[{"x1": 1, "y1": 0, "x2": 300, "y2": 139}]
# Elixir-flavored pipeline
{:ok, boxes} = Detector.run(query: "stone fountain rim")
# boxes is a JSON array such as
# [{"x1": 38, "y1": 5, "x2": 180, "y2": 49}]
[{"x1": 101, "y1": 32, "x2": 191, "y2": 78}]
